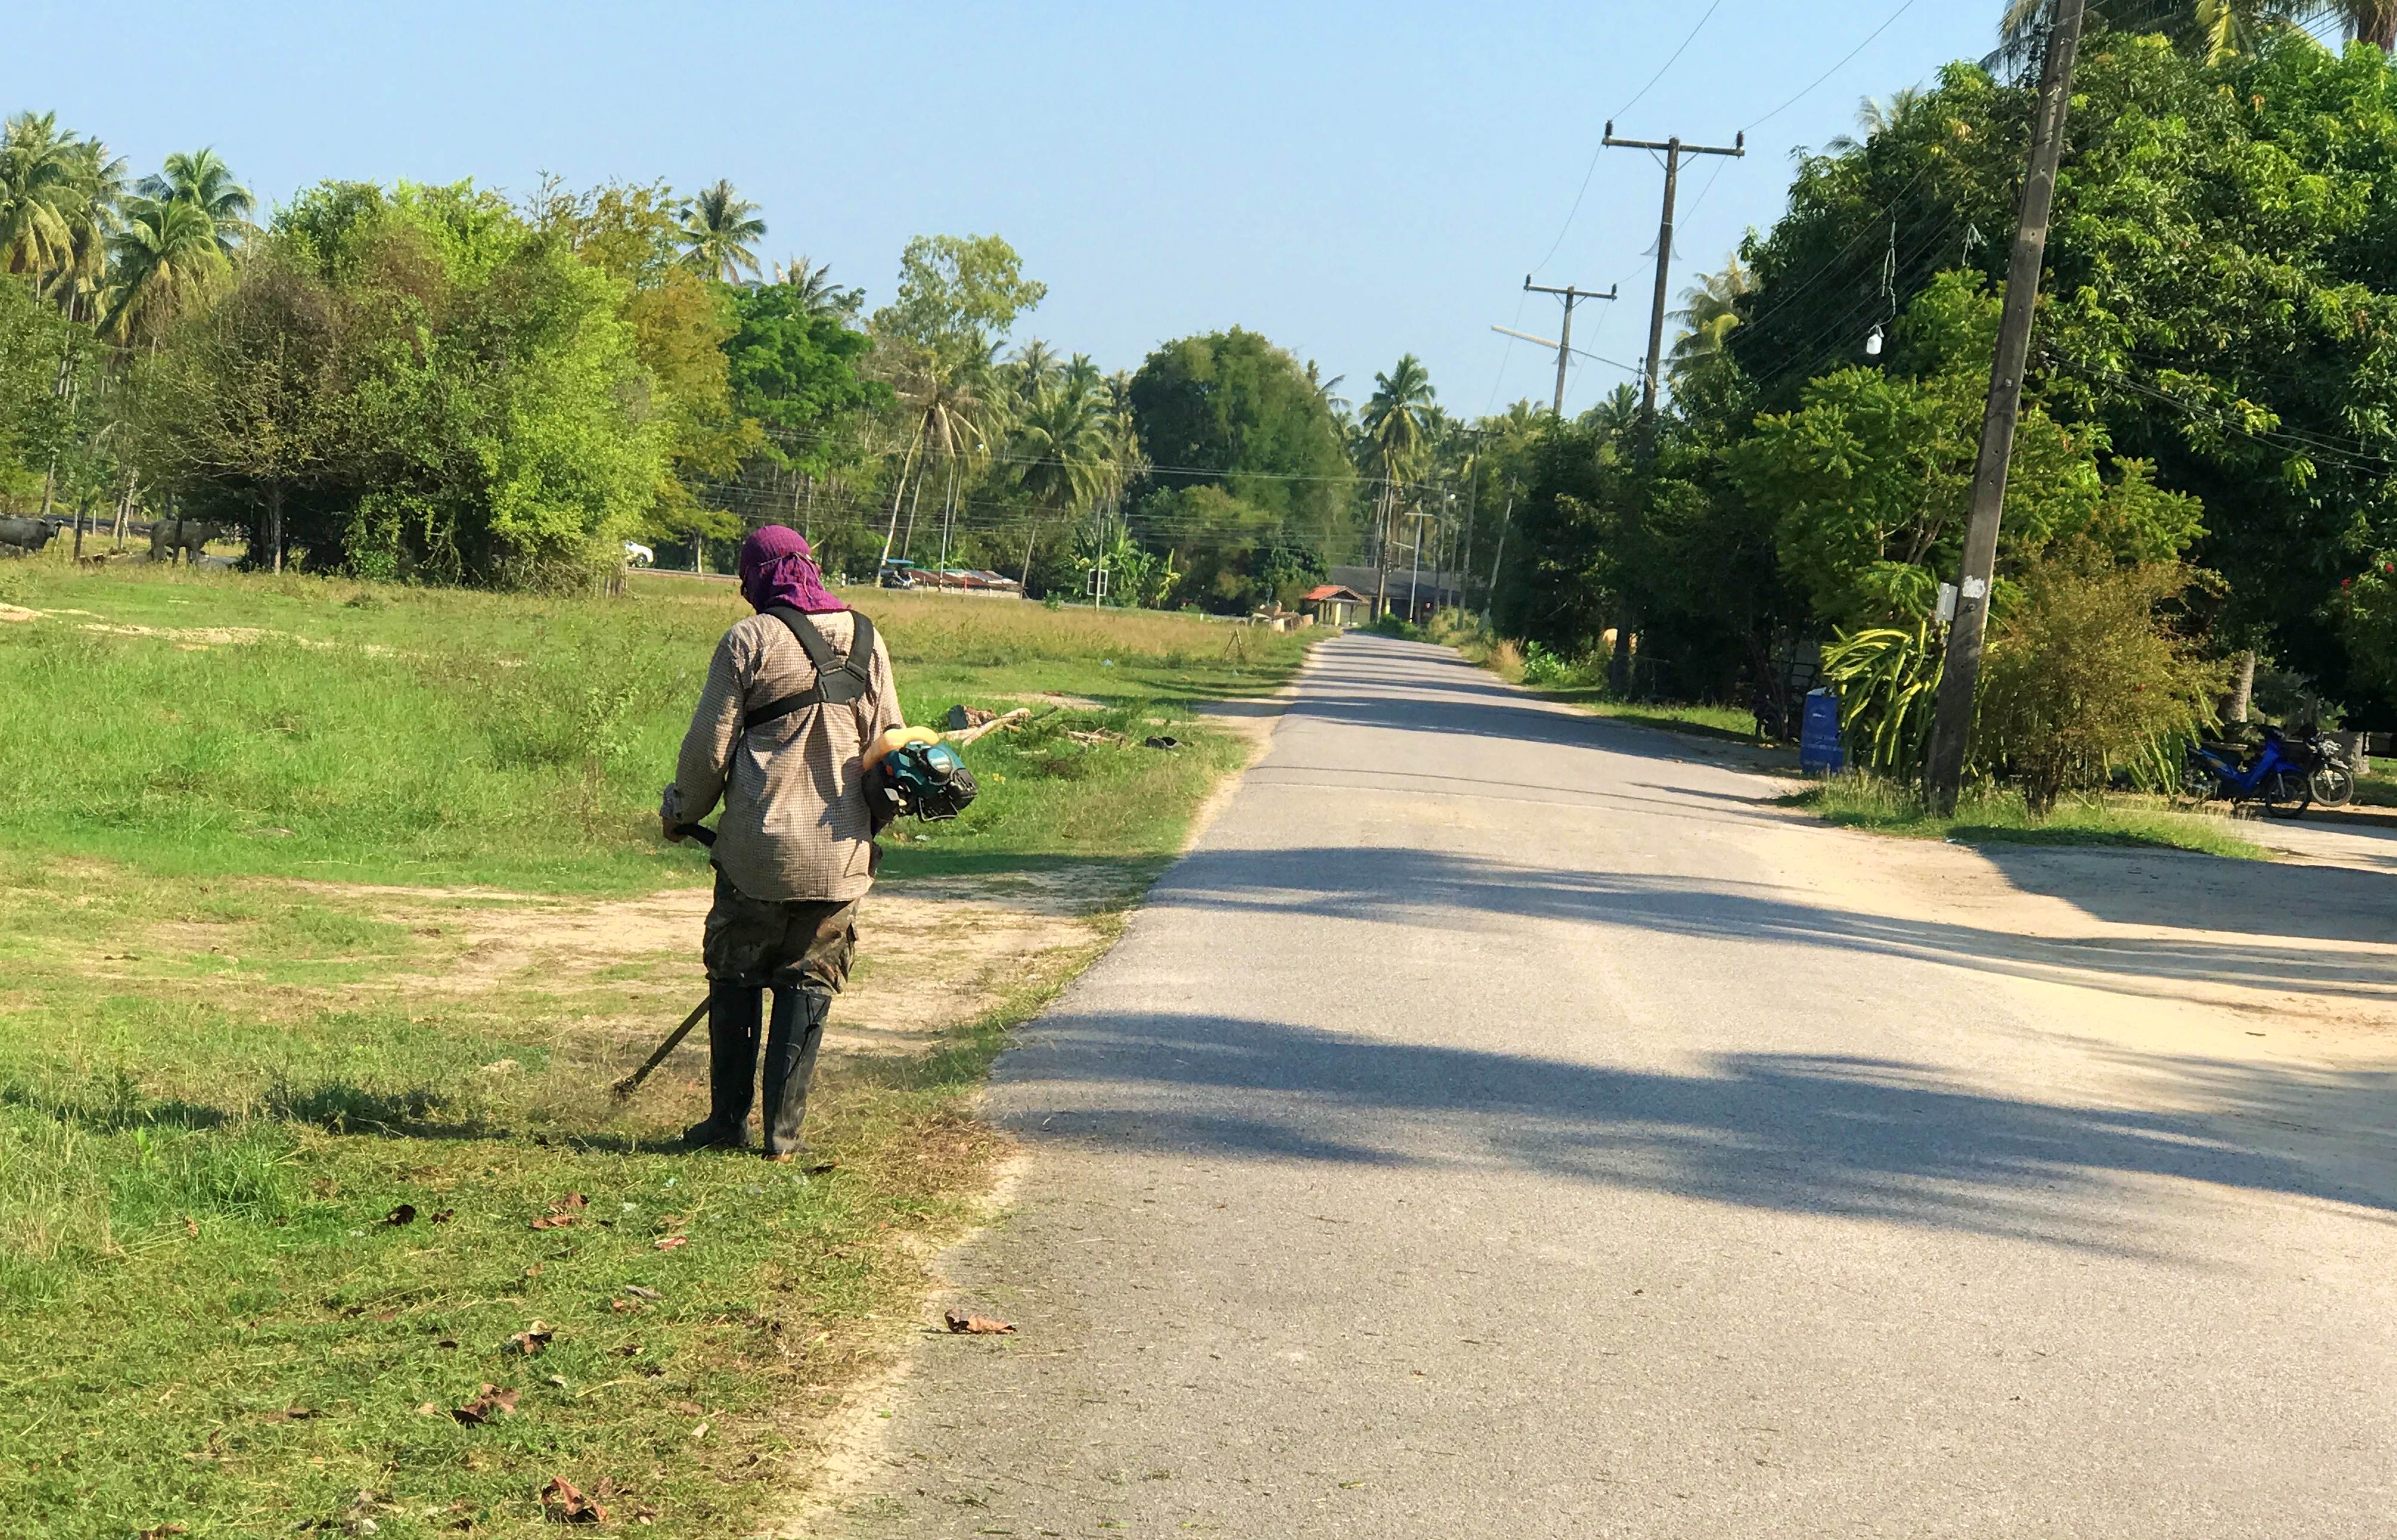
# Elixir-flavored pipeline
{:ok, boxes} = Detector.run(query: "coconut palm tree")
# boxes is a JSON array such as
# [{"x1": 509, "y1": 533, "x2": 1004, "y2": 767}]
[
  {"x1": 1827, "y1": 89, "x2": 1927, "y2": 153},
  {"x1": 45, "y1": 137, "x2": 127, "y2": 322},
  {"x1": 103, "y1": 196, "x2": 230, "y2": 346},
  {"x1": 771, "y1": 255, "x2": 861, "y2": 317},
  {"x1": 137, "y1": 147, "x2": 252, "y2": 254},
  {"x1": 0, "y1": 112, "x2": 79, "y2": 279},
  {"x1": 2000, "y1": 0, "x2": 2394, "y2": 60},
  {"x1": 676, "y1": 180, "x2": 766, "y2": 282},
  {"x1": 1016, "y1": 378, "x2": 1111, "y2": 515},
  {"x1": 1360, "y1": 354, "x2": 1436, "y2": 489},
  {"x1": 1005, "y1": 338, "x2": 1063, "y2": 404},
  {"x1": 876, "y1": 341, "x2": 1009, "y2": 565},
  {"x1": 1667, "y1": 256, "x2": 1753, "y2": 389}
]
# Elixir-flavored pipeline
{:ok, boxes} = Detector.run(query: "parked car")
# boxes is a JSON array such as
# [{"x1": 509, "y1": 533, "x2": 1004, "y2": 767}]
[{"x1": 623, "y1": 541, "x2": 655, "y2": 568}]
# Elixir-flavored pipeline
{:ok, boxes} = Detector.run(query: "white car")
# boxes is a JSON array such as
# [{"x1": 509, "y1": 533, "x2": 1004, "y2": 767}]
[{"x1": 623, "y1": 542, "x2": 655, "y2": 568}]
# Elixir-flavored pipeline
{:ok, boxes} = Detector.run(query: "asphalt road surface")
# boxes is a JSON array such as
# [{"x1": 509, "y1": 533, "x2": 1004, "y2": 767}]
[{"x1": 830, "y1": 634, "x2": 2397, "y2": 1538}]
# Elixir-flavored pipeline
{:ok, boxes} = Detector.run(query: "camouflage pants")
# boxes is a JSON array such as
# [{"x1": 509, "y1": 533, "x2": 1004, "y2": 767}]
[{"x1": 701, "y1": 874, "x2": 859, "y2": 992}]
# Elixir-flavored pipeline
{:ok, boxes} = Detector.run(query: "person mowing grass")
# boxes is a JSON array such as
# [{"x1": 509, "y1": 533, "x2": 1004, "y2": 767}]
[{"x1": 661, "y1": 525, "x2": 904, "y2": 1161}]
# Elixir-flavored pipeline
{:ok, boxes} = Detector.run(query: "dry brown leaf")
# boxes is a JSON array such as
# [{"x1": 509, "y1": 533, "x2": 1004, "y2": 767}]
[
  {"x1": 136, "y1": 1527, "x2": 188, "y2": 1539},
  {"x1": 528, "y1": 1214, "x2": 576, "y2": 1232},
  {"x1": 653, "y1": 1236, "x2": 686, "y2": 1251},
  {"x1": 944, "y1": 1311, "x2": 1017, "y2": 1335},
  {"x1": 451, "y1": 1384, "x2": 519, "y2": 1425},
  {"x1": 383, "y1": 1204, "x2": 417, "y2": 1226},
  {"x1": 666, "y1": 1399, "x2": 704, "y2": 1416},
  {"x1": 523, "y1": 1263, "x2": 543, "y2": 1279},
  {"x1": 415, "y1": 1401, "x2": 440, "y2": 1417},
  {"x1": 509, "y1": 1322, "x2": 555, "y2": 1356},
  {"x1": 183, "y1": 1217, "x2": 199, "y2": 1239},
  {"x1": 556, "y1": 1192, "x2": 587, "y2": 1211},
  {"x1": 540, "y1": 1476, "x2": 607, "y2": 1524},
  {"x1": 428, "y1": 1208, "x2": 455, "y2": 1224}
]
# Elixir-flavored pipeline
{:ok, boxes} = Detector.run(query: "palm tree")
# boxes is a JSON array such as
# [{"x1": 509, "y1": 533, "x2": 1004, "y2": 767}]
[
  {"x1": 876, "y1": 341, "x2": 1009, "y2": 565},
  {"x1": 137, "y1": 148, "x2": 252, "y2": 254},
  {"x1": 1016, "y1": 378, "x2": 1111, "y2": 514},
  {"x1": 1667, "y1": 255, "x2": 1753, "y2": 389},
  {"x1": 676, "y1": 180, "x2": 765, "y2": 282},
  {"x1": 50, "y1": 137, "x2": 127, "y2": 321},
  {"x1": 2000, "y1": 0, "x2": 2394, "y2": 60},
  {"x1": 0, "y1": 112, "x2": 79, "y2": 279},
  {"x1": 103, "y1": 197, "x2": 230, "y2": 345},
  {"x1": 1827, "y1": 88, "x2": 1927, "y2": 153},
  {"x1": 771, "y1": 255, "x2": 862, "y2": 317},
  {"x1": 1360, "y1": 354, "x2": 1436, "y2": 488},
  {"x1": 1305, "y1": 359, "x2": 1351, "y2": 420},
  {"x1": 1006, "y1": 338, "x2": 1063, "y2": 403}
]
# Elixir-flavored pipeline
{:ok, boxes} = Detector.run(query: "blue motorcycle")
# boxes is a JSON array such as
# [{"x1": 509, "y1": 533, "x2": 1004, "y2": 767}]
[{"x1": 2181, "y1": 726, "x2": 2312, "y2": 818}]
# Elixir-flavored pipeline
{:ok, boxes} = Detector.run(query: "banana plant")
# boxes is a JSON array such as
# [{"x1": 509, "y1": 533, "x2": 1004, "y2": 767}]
[{"x1": 1820, "y1": 624, "x2": 1943, "y2": 776}]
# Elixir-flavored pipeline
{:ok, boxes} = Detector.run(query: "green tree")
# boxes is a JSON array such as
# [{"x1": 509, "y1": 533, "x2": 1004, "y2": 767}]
[
  {"x1": 723, "y1": 280, "x2": 887, "y2": 474},
  {"x1": 137, "y1": 147, "x2": 253, "y2": 254},
  {"x1": 1667, "y1": 257, "x2": 1751, "y2": 393},
  {"x1": 134, "y1": 180, "x2": 666, "y2": 585},
  {"x1": 676, "y1": 180, "x2": 765, "y2": 282},
  {"x1": 0, "y1": 112, "x2": 78, "y2": 279},
  {"x1": 870, "y1": 233, "x2": 1046, "y2": 369},
  {"x1": 1125, "y1": 327, "x2": 1353, "y2": 545},
  {"x1": 104, "y1": 196, "x2": 230, "y2": 346},
  {"x1": 770, "y1": 255, "x2": 861, "y2": 318}
]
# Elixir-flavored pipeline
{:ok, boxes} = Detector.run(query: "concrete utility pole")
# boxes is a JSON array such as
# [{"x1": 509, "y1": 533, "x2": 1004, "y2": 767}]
[
  {"x1": 1517, "y1": 279, "x2": 1619, "y2": 415},
  {"x1": 1603, "y1": 122, "x2": 1745, "y2": 456},
  {"x1": 1922, "y1": 0, "x2": 2089, "y2": 814}
]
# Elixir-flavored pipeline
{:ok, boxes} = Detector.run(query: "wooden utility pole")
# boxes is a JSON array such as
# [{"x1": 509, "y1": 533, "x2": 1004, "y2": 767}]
[
  {"x1": 1604, "y1": 122, "x2": 1745, "y2": 456},
  {"x1": 1518, "y1": 279, "x2": 1619, "y2": 415},
  {"x1": 1921, "y1": 0, "x2": 2089, "y2": 813}
]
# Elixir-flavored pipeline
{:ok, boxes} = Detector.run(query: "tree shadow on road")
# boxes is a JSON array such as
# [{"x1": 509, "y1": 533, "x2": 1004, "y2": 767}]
[
  {"x1": 1152, "y1": 844, "x2": 2397, "y2": 1008},
  {"x1": 997, "y1": 1006, "x2": 2397, "y2": 1256}
]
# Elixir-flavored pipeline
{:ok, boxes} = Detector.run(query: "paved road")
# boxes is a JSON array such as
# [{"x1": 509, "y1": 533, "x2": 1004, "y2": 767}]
[{"x1": 832, "y1": 635, "x2": 2397, "y2": 1538}]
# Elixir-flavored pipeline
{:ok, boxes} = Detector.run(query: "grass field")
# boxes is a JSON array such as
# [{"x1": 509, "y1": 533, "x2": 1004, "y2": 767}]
[
  {"x1": 1781, "y1": 775, "x2": 2271, "y2": 859},
  {"x1": 0, "y1": 558, "x2": 1310, "y2": 1539}
]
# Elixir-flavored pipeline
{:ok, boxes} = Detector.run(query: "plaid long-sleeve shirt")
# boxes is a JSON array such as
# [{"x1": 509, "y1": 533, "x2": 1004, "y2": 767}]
[{"x1": 666, "y1": 608, "x2": 904, "y2": 903}]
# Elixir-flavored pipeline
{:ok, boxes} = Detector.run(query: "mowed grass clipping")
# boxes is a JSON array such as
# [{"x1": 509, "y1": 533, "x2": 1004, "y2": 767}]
[
  {"x1": 1781, "y1": 774, "x2": 2271, "y2": 859},
  {"x1": 0, "y1": 562, "x2": 1307, "y2": 892},
  {"x1": 0, "y1": 561, "x2": 1314, "y2": 1539}
]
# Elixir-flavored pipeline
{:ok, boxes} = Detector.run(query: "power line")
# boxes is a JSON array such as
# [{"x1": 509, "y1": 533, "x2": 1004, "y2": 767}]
[
  {"x1": 1529, "y1": 0, "x2": 1726, "y2": 275},
  {"x1": 1743, "y1": 0, "x2": 1926, "y2": 134}
]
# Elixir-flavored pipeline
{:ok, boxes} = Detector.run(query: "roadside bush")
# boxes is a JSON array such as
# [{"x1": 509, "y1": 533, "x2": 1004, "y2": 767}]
[
  {"x1": 1519, "y1": 642, "x2": 1585, "y2": 687},
  {"x1": 1820, "y1": 623, "x2": 1941, "y2": 776},
  {"x1": 1975, "y1": 555, "x2": 2223, "y2": 815}
]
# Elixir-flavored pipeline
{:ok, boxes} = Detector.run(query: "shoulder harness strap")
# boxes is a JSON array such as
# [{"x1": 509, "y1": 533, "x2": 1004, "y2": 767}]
[{"x1": 743, "y1": 608, "x2": 877, "y2": 734}]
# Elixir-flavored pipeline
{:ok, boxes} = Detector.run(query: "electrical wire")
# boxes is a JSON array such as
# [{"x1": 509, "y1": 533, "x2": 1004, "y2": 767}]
[
  {"x1": 1742, "y1": 0, "x2": 1926, "y2": 134},
  {"x1": 1529, "y1": 0, "x2": 1726, "y2": 275}
]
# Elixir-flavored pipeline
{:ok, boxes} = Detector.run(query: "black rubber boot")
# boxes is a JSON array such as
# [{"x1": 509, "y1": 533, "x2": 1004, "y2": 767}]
[
  {"x1": 759, "y1": 985, "x2": 830, "y2": 1161},
  {"x1": 682, "y1": 981, "x2": 760, "y2": 1149}
]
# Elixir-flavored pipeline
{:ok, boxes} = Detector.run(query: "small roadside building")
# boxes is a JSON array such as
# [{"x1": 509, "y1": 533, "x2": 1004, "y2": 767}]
[{"x1": 1300, "y1": 584, "x2": 1370, "y2": 626}]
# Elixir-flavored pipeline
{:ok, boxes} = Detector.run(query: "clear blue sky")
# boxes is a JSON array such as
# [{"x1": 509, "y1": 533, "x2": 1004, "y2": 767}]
[{"x1": 29, "y1": 1, "x2": 2003, "y2": 418}]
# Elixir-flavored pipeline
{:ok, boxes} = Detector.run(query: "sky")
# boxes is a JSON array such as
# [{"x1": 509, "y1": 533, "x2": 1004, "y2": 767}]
[{"x1": 26, "y1": 1, "x2": 2005, "y2": 419}]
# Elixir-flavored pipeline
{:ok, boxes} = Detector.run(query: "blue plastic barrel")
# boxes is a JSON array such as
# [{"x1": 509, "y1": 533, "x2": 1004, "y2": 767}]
[{"x1": 1799, "y1": 689, "x2": 1845, "y2": 775}]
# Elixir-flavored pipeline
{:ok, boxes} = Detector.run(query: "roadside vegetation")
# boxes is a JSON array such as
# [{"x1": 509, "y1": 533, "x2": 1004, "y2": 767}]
[
  {"x1": 0, "y1": 561, "x2": 1308, "y2": 1540},
  {"x1": 1780, "y1": 775, "x2": 2269, "y2": 859}
]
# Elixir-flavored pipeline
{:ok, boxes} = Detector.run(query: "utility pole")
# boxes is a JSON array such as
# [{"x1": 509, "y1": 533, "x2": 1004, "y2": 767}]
[
  {"x1": 1603, "y1": 122, "x2": 1745, "y2": 456},
  {"x1": 1484, "y1": 494, "x2": 1513, "y2": 624},
  {"x1": 1518, "y1": 279, "x2": 1619, "y2": 415},
  {"x1": 1922, "y1": 0, "x2": 2088, "y2": 814}
]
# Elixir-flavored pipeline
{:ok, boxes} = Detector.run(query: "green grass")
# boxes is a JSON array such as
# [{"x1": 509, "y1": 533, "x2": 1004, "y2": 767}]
[
  {"x1": 0, "y1": 559, "x2": 1312, "y2": 1539},
  {"x1": 0, "y1": 562, "x2": 1306, "y2": 893},
  {"x1": 1781, "y1": 774, "x2": 2271, "y2": 859}
]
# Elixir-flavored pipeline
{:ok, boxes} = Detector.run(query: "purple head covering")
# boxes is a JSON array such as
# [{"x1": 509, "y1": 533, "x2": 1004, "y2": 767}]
[{"x1": 737, "y1": 525, "x2": 845, "y2": 614}]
